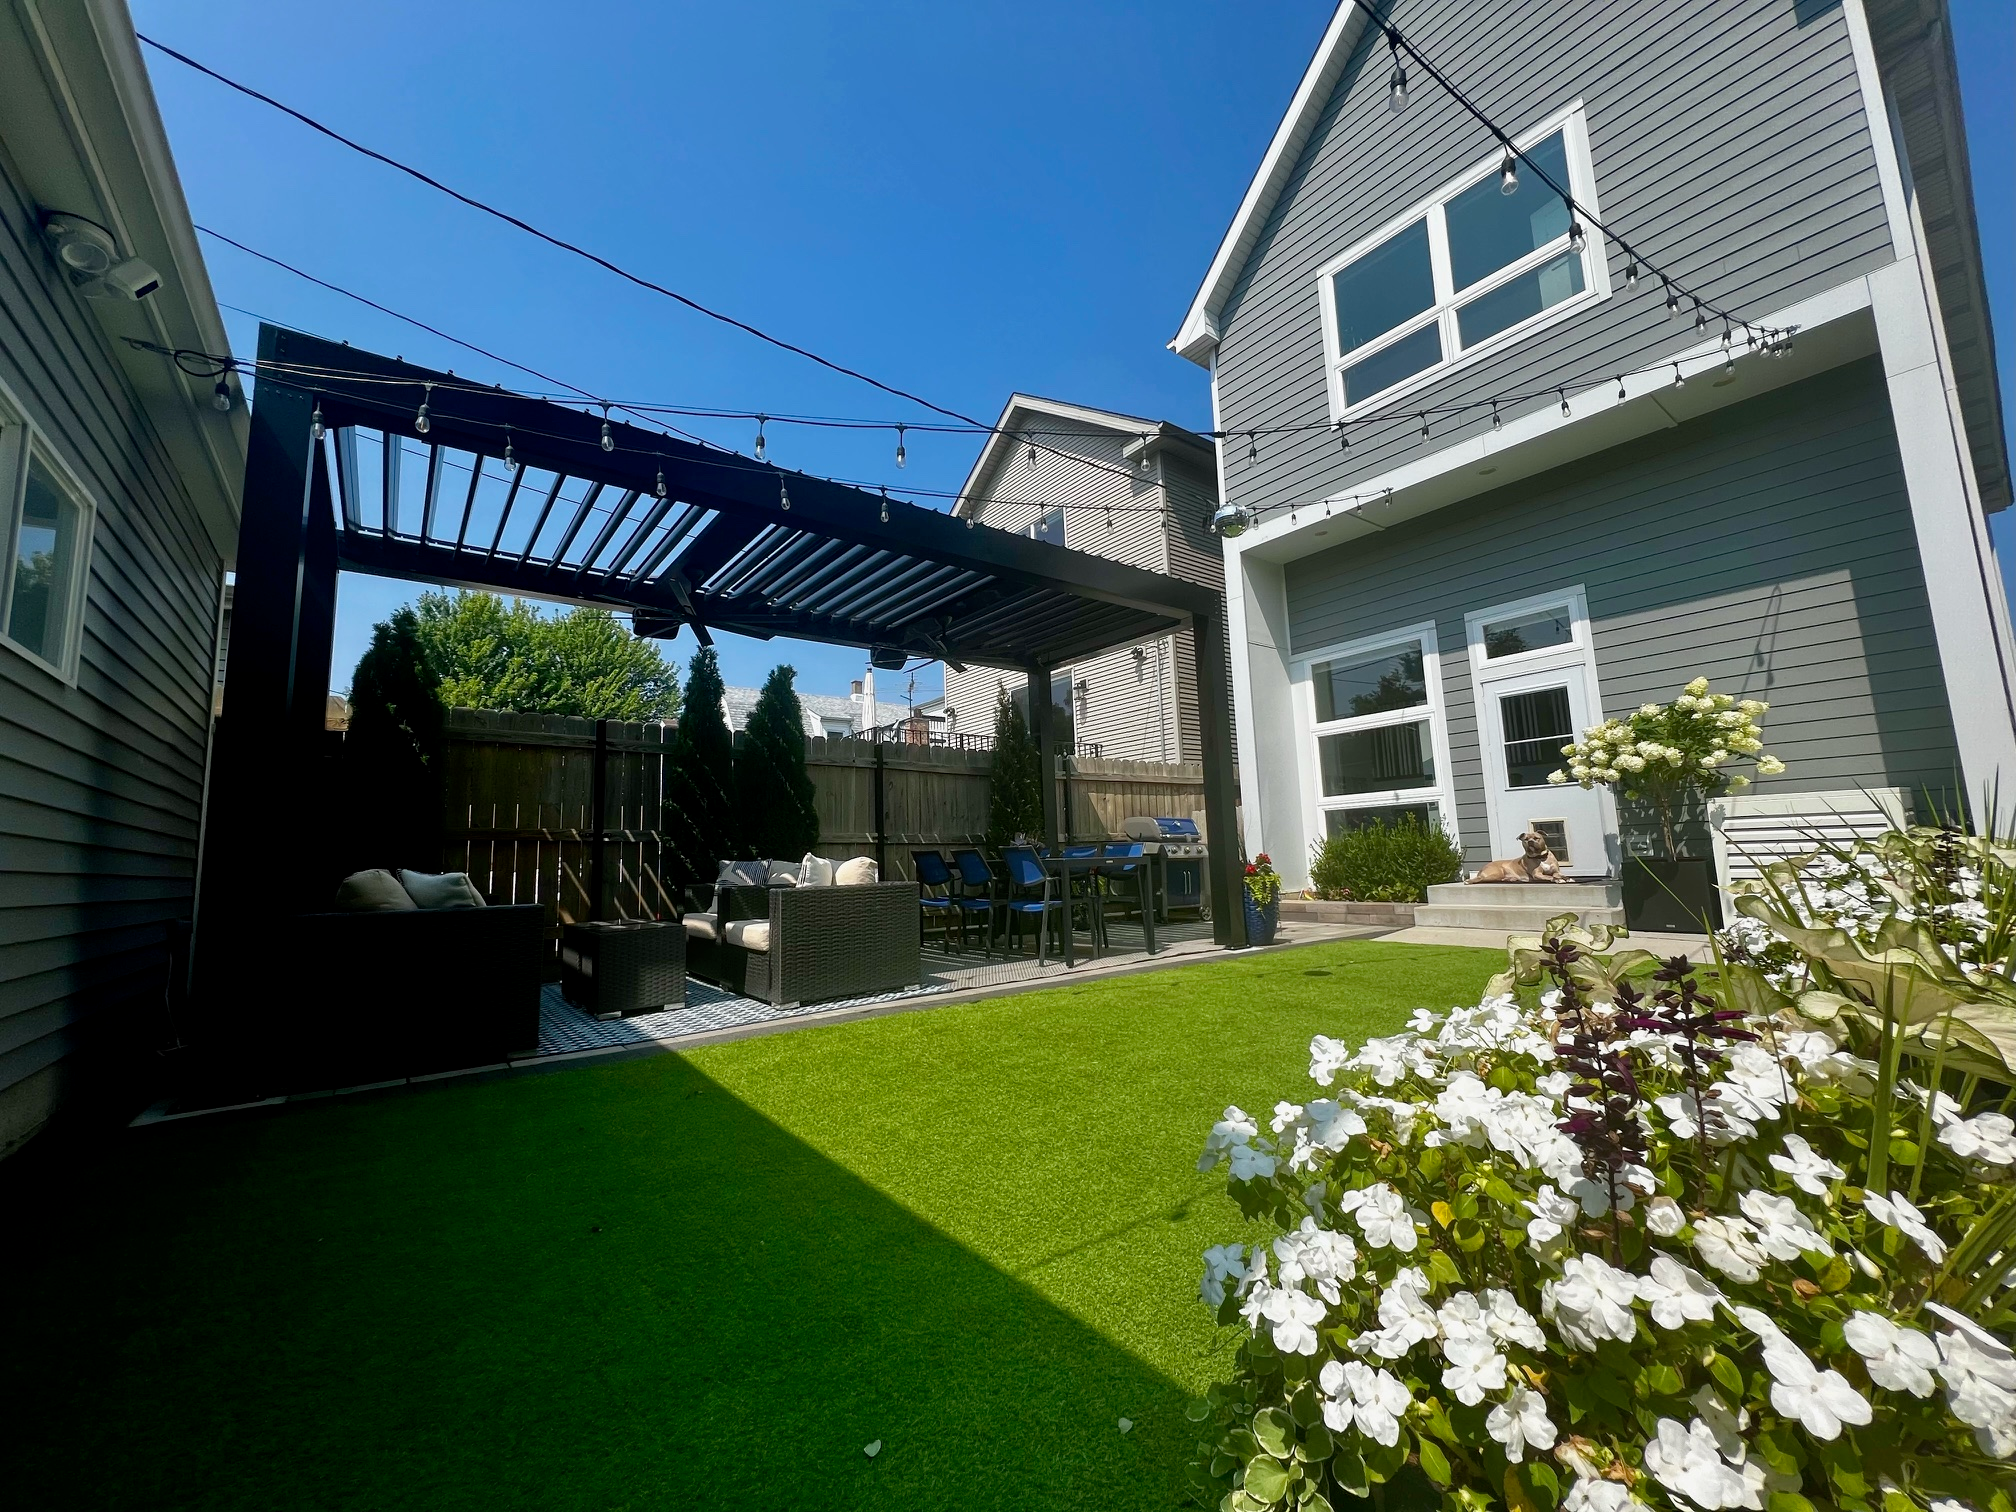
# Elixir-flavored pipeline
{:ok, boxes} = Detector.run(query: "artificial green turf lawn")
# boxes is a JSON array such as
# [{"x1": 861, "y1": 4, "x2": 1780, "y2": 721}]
[{"x1": 1, "y1": 938, "x2": 1499, "y2": 1511}]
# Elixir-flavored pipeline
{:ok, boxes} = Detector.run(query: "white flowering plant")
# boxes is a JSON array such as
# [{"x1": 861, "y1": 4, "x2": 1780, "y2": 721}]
[
  {"x1": 1549, "y1": 677, "x2": 1782, "y2": 860},
  {"x1": 1187, "y1": 897, "x2": 2016, "y2": 1512}
]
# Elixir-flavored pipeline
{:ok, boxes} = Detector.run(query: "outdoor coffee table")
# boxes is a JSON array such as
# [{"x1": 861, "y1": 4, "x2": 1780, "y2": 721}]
[
  {"x1": 1038, "y1": 853, "x2": 1158, "y2": 968},
  {"x1": 560, "y1": 920, "x2": 687, "y2": 1019}
]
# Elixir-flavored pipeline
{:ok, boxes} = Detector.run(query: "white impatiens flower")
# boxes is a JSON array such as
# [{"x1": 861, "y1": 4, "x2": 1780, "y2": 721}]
[
  {"x1": 1939, "y1": 1111, "x2": 2016, "y2": 1166},
  {"x1": 1764, "y1": 1349, "x2": 1873, "y2": 1440},
  {"x1": 1441, "y1": 1333, "x2": 1509, "y2": 1406},
  {"x1": 1318, "y1": 1359, "x2": 1410, "y2": 1447},
  {"x1": 1641, "y1": 1418, "x2": 1751, "y2": 1510},
  {"x1": 1563, "y1": 1479, "x2": 1639, "y2": 1512},
  {"x1": 1541, "y1": 1255, "x2": 1640, "y2": 1350},
  {"x1": 1485, "y1": 1384, "x2": 1557, "y2": 1463},
  {"x1": 1692, "y1": 1216, "x2": 1769, "y2": 1283},
  {"x1": 1338, "y1": 1182, "x2": 1419, "y2": 1252},
  {"x1": 1635, "y1": 1254, "x2": 1722, "y2": 1329},
  {"x1": 1198, "y1": 1106, "x2": 1259, "y2": 1171},
  {"x1": 1273, "y1": 1218, "x2": 1358, "y2": 1304},
  {"x1": 1353, "y1": 1275, "x2": 1440, "y2": 1361},
  {"x1": 1227, "y1": 1142, "x2": 1278, "y2": 1182},
  {"x1": 1644, "y1": 1195, "x2": 1686, "y2": 1237},
  {"x1": 1525, "y1": 1184, "x2": 1581, "y2": 1246},
  {"x1": 1863, "y1": 1189, "x2": 1948, "y2": 1263},
  {"x1": 1481, "y1": 1287, "x2": 1547, "y2": 1350},
  {"x1": 1308, "y1": 1035, "x2": 1354, "y2": 1087},
  {"x1": 1841, "y1": 1311, "x2": 1939, "y2": 1397},
  {"x1": 1254, "y1": 1285, "x2": 1327, "y2": 1356},
  {"x1": 1738, "y1": 1190, "x2": 1833, "y2": 1261},
  {"x1": 1199, "y1": 1243, "x2": 1245, "y2": 1307},
  {"x1": 1345, "y1": 1033, "x2": 1439, "y2": 1087},
  {"x1": 1767, "y1": 1133, "x2": 1845, "y2": 1195},
  {"x1": 1927, "y1": 1303, "x2": 2016, "y2": 1457}
]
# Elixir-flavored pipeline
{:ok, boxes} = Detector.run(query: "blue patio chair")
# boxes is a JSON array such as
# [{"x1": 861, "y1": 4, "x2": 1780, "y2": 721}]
[
  {"x1": 949, "y1": 847, "x2": 999, "y2": 957},
  {"x1": 1000, "y1": 846, "x2": 1067, "y2": 964},
  {"x1": 1099, "y1": 842, "x2": 1150, "y2": 940},
  {"x1": 1059, "y1": 843, "x2": 1105, "y2": 944},
  {"x1": 912, "y1": 849, "x2": 960, "y2": 953}
]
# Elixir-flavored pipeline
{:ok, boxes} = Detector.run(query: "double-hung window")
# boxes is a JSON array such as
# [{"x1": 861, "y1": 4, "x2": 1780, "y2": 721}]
[
  {"x1": 0, "y1": 385, "x2": 94, "y2": 682},
  {"x1": 1319, "y1": 105, "x2": 1605, "y2": 417},
  {"x1": 1295, "y1": 623, "x2": 1458, "y2": 842}
]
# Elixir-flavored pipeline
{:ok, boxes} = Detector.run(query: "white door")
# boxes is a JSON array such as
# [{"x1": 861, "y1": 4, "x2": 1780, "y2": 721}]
[{"x1": 1477, "y1": 663, "x2": 1609, "y2": 876}]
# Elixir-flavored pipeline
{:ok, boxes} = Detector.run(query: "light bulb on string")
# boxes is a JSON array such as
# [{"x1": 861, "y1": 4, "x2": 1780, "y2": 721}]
[
  {"x1": 310, "y1": 401, "x2": 324, "y2": 442},
  {"x1": 1625, "y1": 261, "x2": 1639, "y2": 290},
  {"x1": 212, "y1": 379, "x2": 233, "y2": 413},
  {"x1": 879, "y1": 486, "x2": 890, "y2": 525},
  {"x1": 1335, "y1": 422, "x2": 1349, "y2": 452},
  {"x1": 1664, "y1": 283, "x2": 1681, "y2": 321},
  {"x1": 1616, "y1": 375, "x2": 1627, "y2": 402},
  {"x1": 1694, "y1": 300, "x2": 1708, "y2": 333},
  {"x1": 1721, "y1": 320, "x2": 1733, "y2": 349},
  {"x1": 1672, "y1": 362, "x2": 1686, "y2": 389},
  {"x1": 895, "y1": 424, "x2": 907, "y2": 469},
  {"x1": 1026, "y1": 435, "x2": 1038, "y2": 464},
  {"x1": 1567, "y1": 219, "x2": 1586, "y2": 255},
  {"x1": 600, "y1": 404, "x2": 614, "y2": 453},
  {"x1": 1386, "y1": 35, "x2": 1407, "y2": 111},
  {"x1": 655, "y1": 466, "x2": 667, "y2": 499},
  {"x1": 753, "y1": 414, "x2": 766, "y2": 461},
  {"x1": 1419, "y1": 414, "x2": 1430, "y2": 440},
  {"x1": 779, "y1": 478, "x2": 791, "y2": 511},
  {"x1": 504, "y1": 433, "x2": 517, "y2": 473},
  {"x1": 1498, "y1": 152, "x2": 1519, "y2": 195},
  {"x1": 1490, "y1": 401, "x2": 1501, "y2": 433},
  {"x1": 1558, "y1": 389, "x2": 1570, "y2": 418},
  {"x1": 415, "y1": 382, "x2": 432, "y2": 435},
  {"x1": 1247, "y1": 433, "x2": 1258, "y2": 463},
  {"x1": 1137, "y1": 436, "x2": 1151, "y2": 470}
]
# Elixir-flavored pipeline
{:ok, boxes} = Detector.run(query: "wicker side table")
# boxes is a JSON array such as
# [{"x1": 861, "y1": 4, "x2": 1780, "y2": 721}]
[{"x1": 559, "y1": 920, "x2": 688, "y2": 1019}]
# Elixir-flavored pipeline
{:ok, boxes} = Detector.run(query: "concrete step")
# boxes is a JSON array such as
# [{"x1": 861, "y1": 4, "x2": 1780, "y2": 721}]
[
  {"x1": 1426, "y1": 881, "x2": 1620, "y2": 909},
  {"x1": 1415, "y1": 896, "x2": 1626, "y2": 932}
]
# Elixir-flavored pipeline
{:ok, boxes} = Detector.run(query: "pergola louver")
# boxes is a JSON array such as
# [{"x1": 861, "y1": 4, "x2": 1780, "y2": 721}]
[{"x1": 201, "y1": 324, "x2": 1246, "y2": 958}]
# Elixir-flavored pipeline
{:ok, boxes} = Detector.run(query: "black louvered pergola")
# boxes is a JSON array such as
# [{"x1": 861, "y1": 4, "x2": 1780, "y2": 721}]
[{"x1": 204, "y1": 324, "x2": 1244, "y2": 949}]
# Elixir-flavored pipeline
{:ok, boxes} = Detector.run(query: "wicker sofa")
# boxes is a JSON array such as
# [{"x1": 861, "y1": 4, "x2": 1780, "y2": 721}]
[{"x1": 688, "y1": 877, "x2": 920, "y2": 1007}]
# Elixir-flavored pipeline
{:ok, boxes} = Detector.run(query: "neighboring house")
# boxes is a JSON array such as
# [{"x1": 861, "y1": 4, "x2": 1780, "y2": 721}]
[
  {"x1": 943, "y1": 395, "x2": 1224, "y2": 761},
  {"x1": 1175, "y1": 0, "x2": 2013, "y2": 889},
  {"x1": 721, "y1": 670, "x2": 931, "y2": 743},
  {"x1": 0, "y1": 0, "x2": 245, "y2": 1153}
]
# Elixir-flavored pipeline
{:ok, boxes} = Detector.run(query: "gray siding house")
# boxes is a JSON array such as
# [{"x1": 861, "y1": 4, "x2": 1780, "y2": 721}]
[
  {"x1": 1174, "y1": 0, "x2": 2012, "y2": 890},
  {"x1": 0, "y1": 0, "x2": 244, "y2": 1153},
  {"x1": 945, "y1": 395, "x2": 1224, "y2": 761}
]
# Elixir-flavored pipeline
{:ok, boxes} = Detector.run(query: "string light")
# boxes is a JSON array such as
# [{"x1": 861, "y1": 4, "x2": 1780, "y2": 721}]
[
  {"x1": 1247, "y1": 433, "x2": 1258, "y2": 462},
  {"x1": 1615, "y1": 375, "x2": 1626, "y2": 402},
  {"x1": 753, "y1": 414, "x2": 766, "y2": 461},
  {"x1": 1490, "y1": 402, "x2": 1501, "y2": 432},
  {"x1": 1136, "y1": 435, "x2": 1151, "y2": 470},
  {"x1": 600, "y1": 404, "x2": 614, "y2": 452},
  {"x1": 655, "y1": 465, "x2": 667, "y2": 499},
  {"x1": 779, "y1": 478, "x2": 791, "y2": 511},
  {"x1": 1672, "y1": 362, "x2": 1686, "y2": 389},
  {"x1": 504, "y1": 431, "x2": 516, "y2": 472},
  {"x1": 1665, "y1": 283, "x2": 1681, "y2": 321},
  {"x1": 894, "y1": 424, "x2": 907, "y2": 469},
  {"x1": 1386, "y1": 34, "x2": 1407, "y2": 111},
  {"x1": 1625, "y1": 261, "x2": 1639, "y2": 290},
  {"x1": 310, "y1": 400, "x2": 324, "y2": 441},
  {"x1": 212, "y1": 379, "x2": 233, "y2": 413},
  {"x1": 415, "y1": 381, "x2": 432, "y2": 434},
  {"x1": 1558, "y1": 388, "x2": 1570, "y2": 418},
  {"x1": 1419, "y1": 414, "x2": 1430, "y2": 439},
  {"x1": 1567, "y1": 219, "x2": 1587, "y2": 255},
  {"x1": 1498, "y1": 152, "x2": 1519, "y2": 196},
  {"x1": 1694, "y1": 300, "x2": 1708, "y2": 333},
  {"x1": 1026, "y1": 435, "x2": 1038, "y2": 463},
  {"x1": 879, "y1": 485, "x2": 890, "y2": 524},
  {"x1": 1335, "y1": 422, "x2": 1349, "y2": 452}
]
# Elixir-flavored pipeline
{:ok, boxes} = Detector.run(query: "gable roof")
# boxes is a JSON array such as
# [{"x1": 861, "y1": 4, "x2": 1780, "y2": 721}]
[
  {"x1": 953, "y1": 392, "x2": 1214, "y2": 517},
  {"x1": 1170, "y1": 2, "x2": 1370, "y2": 367}
]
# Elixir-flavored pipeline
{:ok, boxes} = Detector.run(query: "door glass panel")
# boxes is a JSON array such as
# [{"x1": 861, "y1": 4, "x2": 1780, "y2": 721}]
[
  {"x1": 1332, "y1": 219, "x2": 1436, "y2": 355},
  {"x1": 1527, "y1": 818, "x2": 1570, "y2": 865},
  {"x1": 1445, "y1": 131, "x2": 1573, "y2": 291},
  {"x1": 1325, "y1": 802, "x2": 1438, "y2": 837},
  {"x1": 1482, "y1": 605, "x2": 1573, "y2": 659},
  {"x1": 1319, "y1": 720, "x2": 1434, "y2": 796},
  {"x1": 1500, "y1": 686, "x2": 1572, "y2": 788},
  {"x1": 1342, "y1": 323, "x2": 1444, "y2": 406},
  {"x1": 1456, "y1": 253, "x2": 1586, "y2": 348},
  {"x1": 1312, "y1": 644, "x2": 1426, "y2": 722}
]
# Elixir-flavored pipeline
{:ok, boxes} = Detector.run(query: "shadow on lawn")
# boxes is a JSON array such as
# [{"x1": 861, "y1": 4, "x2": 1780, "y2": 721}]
[{"x1": 0, "y1": 1055, "x2": 1196, "y2": 1512}]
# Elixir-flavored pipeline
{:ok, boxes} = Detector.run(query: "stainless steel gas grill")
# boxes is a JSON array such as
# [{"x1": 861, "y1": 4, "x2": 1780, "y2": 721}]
[{"x1": 1122, "y1": 816, "x2": 1210, "y2": 919}]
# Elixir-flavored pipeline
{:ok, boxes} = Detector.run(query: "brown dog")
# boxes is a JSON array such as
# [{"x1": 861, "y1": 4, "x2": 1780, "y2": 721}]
[{"x1": 1465, "y1": 830, "x2": 1566, "y2": 884}]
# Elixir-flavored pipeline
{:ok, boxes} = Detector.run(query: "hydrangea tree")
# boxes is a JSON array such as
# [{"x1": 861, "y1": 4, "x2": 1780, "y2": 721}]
[{"x1": 1187, "y1": 875, "x2": 2015, "y2": 1512}]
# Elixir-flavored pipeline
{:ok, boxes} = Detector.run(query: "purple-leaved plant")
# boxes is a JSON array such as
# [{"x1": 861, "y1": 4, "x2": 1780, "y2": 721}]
[{"x1": 1542, "y1": 938, "x2": 1647, "y2": 1260}]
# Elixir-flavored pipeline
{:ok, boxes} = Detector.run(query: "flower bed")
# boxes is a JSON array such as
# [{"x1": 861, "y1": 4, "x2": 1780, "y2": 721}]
[{"x1": 1186, "y1": 827, "x2": 2015, "y2": 1512}]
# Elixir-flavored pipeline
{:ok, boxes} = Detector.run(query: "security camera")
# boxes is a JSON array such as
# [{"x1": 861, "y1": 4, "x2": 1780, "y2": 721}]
[{"x1": 101, "y1": 257, "x2": 162, "y2": 301}]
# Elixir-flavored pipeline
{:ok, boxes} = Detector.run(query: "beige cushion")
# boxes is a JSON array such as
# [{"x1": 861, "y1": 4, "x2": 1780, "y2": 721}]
[
  {"x1": 683, "y1": 913, "x2": 718, "y2": 941},
  {"x1": 798, "y1": 852, "x2": 835, "y2": 887},
  {"x1": 398, "y1": 870, "x2": 487, "y2": 909},
  {"x1": 724, "y1": 918, "x2": 772, "y2": 952},
  {"x1": 333, "y1": 869, "x2": 417, "y2": 912},
  {"x1": 834, "y1": 856, "x2": 880, "y2": 886}
]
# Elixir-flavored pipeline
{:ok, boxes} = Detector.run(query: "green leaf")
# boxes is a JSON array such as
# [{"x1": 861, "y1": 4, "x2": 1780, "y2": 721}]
[
  {"x1": 1453, "y1": 1218, "x2": 1488, "y2": 1252},
  {"x1": 1211, "y1": 1453, "x2": 1237, "y2": 1478},
  {"x1": 1708, "y1": 1353, "x2": 1744, "y2": 1398},
  {"x1": 1528, "y1": 1463, "x2": 1561, "y2": 1501},
  {"x1": 1815, "y1": 1255, "x2": 1853, "y2": 1294},
  {"x1": 1301, "y1": 1494, "x2": 1335, "y2": 1512},
  {"x1": 1641, "y1": 1363, "x2": 1685, "y2": 1397},
  {"x1": 1428, "y1": 1250, "x2": 1464, "y2": 1287},
  {"x1": 1290, "y1": 1390, "x2": 1322, "y2": 1430},
  {"x1": 1769, "y1": 1495, "x2": 1818, "y2": 1512},
  {"x1": 1296, "y1": 1424, "x2": 1334, "y2": 1462},
  {"x1": 1365, "y1": 1436, "x2": 1408, "y2": 1482},
  {"x1": 1332, "y1": 1444, "x2": 1371, "y2": 1498},
  {"x1": 1888, "y1": 1139, "x2": 1921, "y2": 1167},
  {"x1": 1453, "y1": 1191, "x2": 1481, "y2": 1220},
  {"x1": 1488, "y1": 1063, "x2": 1521, "y2": 1092},
  {"x1": 1188, "y1": 1398, "x2": 1215, "y2": 1423},
  {"x1": 1253, "y1": 1408, "x2": 1294, "y2": 1458},
  {"x1": 1418, "y1": 1147, "x2": 1446, "y2": 1181},
  {"x1": 1432, "y1": 1201, "x2": 1456, "y2": 1228},
  {"x1": 1418, "y1": 1439, "x2": 1453, "y2": 1487},
  {"x1": 1483, "y1": 1177, "x2": 1522, "y2": 1206},
  {"x1": 1245, "y1": 1457, "x2": 1291, "y2": 1505}
]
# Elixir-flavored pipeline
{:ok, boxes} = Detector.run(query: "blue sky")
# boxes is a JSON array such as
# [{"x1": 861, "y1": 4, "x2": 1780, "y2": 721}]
[{"x1": 131, "y1": 0, "x2": 2015, "y2": 704}]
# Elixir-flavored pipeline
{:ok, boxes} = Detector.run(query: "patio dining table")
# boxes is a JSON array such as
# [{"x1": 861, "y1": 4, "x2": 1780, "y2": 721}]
[{"x1": 1039, "y1": 852, "x2": 1158, "y2": 968}]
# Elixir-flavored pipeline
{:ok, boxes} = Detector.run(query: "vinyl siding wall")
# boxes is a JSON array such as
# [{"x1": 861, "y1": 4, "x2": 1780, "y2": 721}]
[
  {"x1": 1281, "y1": 359, "x2": 1960, "y2": 861},
  {"x1": 1213, "y1": 0, "x2": 1898, "y2": 522},
  {"x1": 0, "y1": 146, "x2": 226, "y2": 1152}
]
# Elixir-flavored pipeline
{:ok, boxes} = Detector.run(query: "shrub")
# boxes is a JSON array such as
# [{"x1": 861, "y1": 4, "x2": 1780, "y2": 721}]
[
  {"x1": 1185, "y1": 820, "x2": 2016, "y2": 1512},
  {"x1": 343, "y1": 606, "x2": 445, "y2": 873},
  {"x1": 986, "y1": 694, "x2": 1045, "y2": 848},
  {"x1": 1309, "y1": 817, "x2": 1463, "y2": 902},
  {"x1": 734, "y1": 665, "x2": 819, "y2": 860},
  {"x1": 664, "y1": 645, "x2": 738, "y2": 884}
]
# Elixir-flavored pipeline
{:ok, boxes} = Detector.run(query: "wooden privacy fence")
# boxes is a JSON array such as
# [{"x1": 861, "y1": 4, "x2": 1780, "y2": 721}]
[{"x1": 436, "y1": 707, "x2": 1207, "y2": 949}]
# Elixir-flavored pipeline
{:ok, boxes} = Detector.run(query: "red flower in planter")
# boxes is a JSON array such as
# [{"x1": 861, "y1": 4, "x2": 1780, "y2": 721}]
[
  {"x1": 1244, "y1": 863, "x2": 1258, "y2": 876},
  {"x1": 1255, "y1": 852, "x2": 1272, "y2": 866}
]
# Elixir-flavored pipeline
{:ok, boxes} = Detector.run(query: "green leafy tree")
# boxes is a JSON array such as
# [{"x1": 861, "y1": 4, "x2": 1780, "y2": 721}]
[
  {"x1": 734, "y1": 665, "x2": 820, "y2": 861},
  {"x1": 411, "y1": 590, "x2": 680, "y2": 721},
  {"x1": 664, "y1": 645, "x2": 739, "y2": 886},
  {"x1": 344, "y1": 606, "x2": 446, "y2": 873},
  {"x1": 986, "y1": 692, "x2": 1046, "y2": 848}
]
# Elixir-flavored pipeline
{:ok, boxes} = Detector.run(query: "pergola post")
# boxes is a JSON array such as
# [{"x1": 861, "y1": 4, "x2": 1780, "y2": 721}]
[
  {"x1": 1193, "y1": 609, "x2": 1248, "y2": 947},
  {"x1": 1028, "y1": 664, "x2": 1062, "y2": 850},
  {"x1": 292, "y1": 446, "x2": 339, "y2": 745}
]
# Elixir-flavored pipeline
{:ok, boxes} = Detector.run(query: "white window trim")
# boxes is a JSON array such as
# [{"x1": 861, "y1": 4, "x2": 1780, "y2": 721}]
[
  {"x1": 1464, "y1": 586, "x2": 1615, "y2": 862},
  {"x1": 0, "y1": 377, "x2": 96, "y2": 686},
  {"x1": 1316, "y1": 101, "x2": 1610, "y2": 423},
  {"x1": 1291, "y1": 620, "x2": 1461, "y2": 849}
]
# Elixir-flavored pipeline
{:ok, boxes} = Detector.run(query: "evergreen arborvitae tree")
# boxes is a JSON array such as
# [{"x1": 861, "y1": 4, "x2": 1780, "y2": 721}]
[
  {"x1": 665, "y1": 645, "x2": 739, "y2": 886},
  {"x1": 344, "y1": 606, "x2": 446, "y2": 874},
  {"x1": 986, "y1": 692, "x2": 1047, "y2": 848},
  {"x1": 735, "y1": 664, "x2": 820, "y2": 861}
]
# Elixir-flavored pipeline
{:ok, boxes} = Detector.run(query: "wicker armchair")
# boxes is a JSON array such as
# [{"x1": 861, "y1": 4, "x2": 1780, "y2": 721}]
[{"x1": 705, "y1": 881, "x2": 921, "y2": 1006}]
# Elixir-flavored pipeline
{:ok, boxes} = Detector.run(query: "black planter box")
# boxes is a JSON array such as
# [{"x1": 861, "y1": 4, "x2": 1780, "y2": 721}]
[
  {"x1": 1622, "y1": 857, "x2": 1724, "y2": 934},
  {"x1": 560, "y1": 920, "x2": 687, "y2": 1018}
]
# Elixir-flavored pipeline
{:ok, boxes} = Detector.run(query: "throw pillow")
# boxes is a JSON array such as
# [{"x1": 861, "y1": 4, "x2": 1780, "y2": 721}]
[
  {"x1": 798, "y1": 852, "x2": 835, "y2": 887},
  {"x1": 766, "y1": 860, "x2": 802, "y2": 888},
  {"x1": 833, "y1": 856, "x2": 880, "y2": 886},
  {"x1": 718, "y1": 859, "x2": 769, "y2": 888},
  {"x1": 398, "y1": 870, "x2": 488, "y2": 909},
  {"x1": 333, "y1": 869, "x2": 418, "y2": 912}
]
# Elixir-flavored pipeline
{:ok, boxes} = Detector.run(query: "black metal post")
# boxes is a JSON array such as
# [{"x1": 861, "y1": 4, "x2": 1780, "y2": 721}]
[
  {"x1": 293, "y1": 444, "x2": 339, "y2": 745},
  {"x1": 1028, "y1": 664, "x2": 1062, "y2": 850},
  {"x1": 1193, "y1": 610, "x2": 1248, "y2": 948},
  {"x1": 590, "y1": 718, "x2": 610, "y2": 921},
  {"x1": 872, "y1": 740, "x2": 888, "y2": 877}
]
